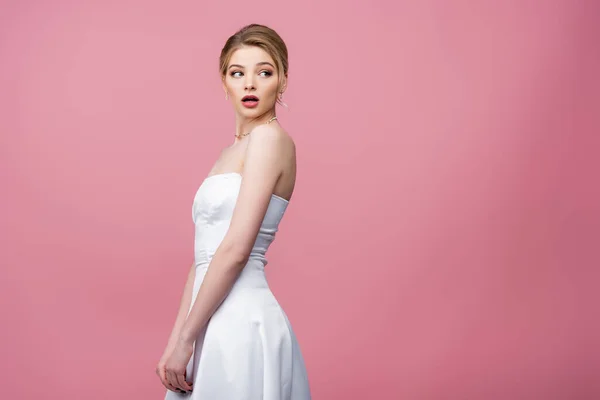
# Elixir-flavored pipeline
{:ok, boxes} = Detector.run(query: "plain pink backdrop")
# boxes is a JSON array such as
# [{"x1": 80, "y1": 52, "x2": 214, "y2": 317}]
[{"x1": 1, "y1": 1, "x2": 598, "y2": 399}]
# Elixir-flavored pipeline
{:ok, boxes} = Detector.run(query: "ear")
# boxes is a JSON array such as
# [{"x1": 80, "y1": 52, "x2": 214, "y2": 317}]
[{"x1": 280, "y1": 75, "x2": 288, "y2": 94}]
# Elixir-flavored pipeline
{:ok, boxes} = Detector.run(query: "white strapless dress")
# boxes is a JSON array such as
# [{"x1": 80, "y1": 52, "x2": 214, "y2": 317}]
[{"x1": 164, "y1": 172, "x2": 311, "y2": 400}]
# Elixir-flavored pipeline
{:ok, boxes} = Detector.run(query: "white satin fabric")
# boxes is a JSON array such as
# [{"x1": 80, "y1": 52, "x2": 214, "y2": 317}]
[{"x1": 164, "y1": 172, "x2": 311, "y2": 400}]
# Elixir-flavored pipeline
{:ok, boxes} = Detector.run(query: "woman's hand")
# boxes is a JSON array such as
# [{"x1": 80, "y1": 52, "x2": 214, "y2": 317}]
[
  {"x1": 164, "y1": 339, "x2": 194, "y2": 394},
  {"x1": 156, "y1": 350, "x2": 180, "y2": 393}
]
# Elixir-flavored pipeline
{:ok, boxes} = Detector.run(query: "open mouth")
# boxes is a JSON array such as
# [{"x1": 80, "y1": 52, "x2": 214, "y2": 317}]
[{"x1": 241, "y1": 95, "x2": 259, "y2": 108}]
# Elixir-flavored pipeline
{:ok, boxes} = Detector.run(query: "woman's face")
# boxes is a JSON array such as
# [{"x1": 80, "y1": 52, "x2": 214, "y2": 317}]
[{"x1": 223, "y1": 46, "x2": 284, "y2": 118}]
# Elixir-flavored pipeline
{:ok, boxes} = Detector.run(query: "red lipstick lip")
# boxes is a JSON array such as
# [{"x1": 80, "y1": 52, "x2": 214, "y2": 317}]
[
  {"x1": 242, "y1": 100, "x2": 258, "y2": 108},
  {"x1": 242, "y1": 95, "x2": 259, "y2": 101}
]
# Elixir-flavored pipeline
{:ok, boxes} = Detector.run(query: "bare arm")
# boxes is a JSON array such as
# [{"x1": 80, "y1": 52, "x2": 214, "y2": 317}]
[
  {"x1": 179, "y1": 125, "x2": 285, "y2": 343},
  {"x1": 161, "y1": 261, "x2": 196, "y2": 358},
  {"x1": 156, "y1": 261, "x2": 196, "y2": 392}
]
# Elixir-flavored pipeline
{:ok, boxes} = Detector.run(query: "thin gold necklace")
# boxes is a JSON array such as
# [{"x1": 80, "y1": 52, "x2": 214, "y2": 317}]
[{"x1": 235, "y1": 116, "x2": 278, "y2": 139}]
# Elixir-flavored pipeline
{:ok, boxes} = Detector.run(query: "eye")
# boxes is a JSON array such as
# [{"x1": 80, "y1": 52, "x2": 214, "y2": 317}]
[
  {"x1": 230, "y1": 71, "x2": 242, "y2": 77},
  {"x1": 259, "y1": 70, "x2": 273, "y2": 77}
]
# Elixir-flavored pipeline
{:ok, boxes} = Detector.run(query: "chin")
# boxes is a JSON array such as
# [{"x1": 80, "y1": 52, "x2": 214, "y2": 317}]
[{"x1": 240, "y1": 108, "x2": 263, "y2": 116}]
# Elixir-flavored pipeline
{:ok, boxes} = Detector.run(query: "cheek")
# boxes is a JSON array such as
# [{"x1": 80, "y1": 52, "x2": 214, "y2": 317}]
[
  {"x1": 225, "y1": 76, "x2": 241, "y2": 86},
  {"x1": 266, "y1": 80, "x2": 279, "y2": 94}
]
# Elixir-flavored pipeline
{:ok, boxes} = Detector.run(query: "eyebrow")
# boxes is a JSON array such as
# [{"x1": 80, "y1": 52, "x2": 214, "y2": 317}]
[{"x1": 228, "y1": 62, "x2": 275, "y2": 69}]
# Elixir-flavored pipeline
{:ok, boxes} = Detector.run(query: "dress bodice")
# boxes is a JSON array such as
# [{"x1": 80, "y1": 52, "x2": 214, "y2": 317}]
[{"x1": 192, "y1": 172, "x2": 289, "y2": 268}]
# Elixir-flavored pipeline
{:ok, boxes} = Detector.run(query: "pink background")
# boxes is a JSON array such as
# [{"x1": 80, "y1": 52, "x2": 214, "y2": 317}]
[{"x1": 1, "y1": 1, "x2": 598, "y2": 399}]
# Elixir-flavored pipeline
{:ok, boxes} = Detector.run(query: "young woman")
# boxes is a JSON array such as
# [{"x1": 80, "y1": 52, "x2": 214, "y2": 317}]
[{"x1": 156, "y1": 24, "x2": 311, "y2": 399}]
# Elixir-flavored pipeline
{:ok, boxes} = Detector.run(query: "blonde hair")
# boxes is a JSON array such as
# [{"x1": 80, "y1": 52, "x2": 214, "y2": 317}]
[{"x1": 219, "y1": 24, "x2": 288, "y2": 106}]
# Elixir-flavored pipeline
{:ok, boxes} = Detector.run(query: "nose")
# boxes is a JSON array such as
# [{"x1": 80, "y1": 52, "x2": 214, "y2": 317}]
[{"x1": 244, "y1": 76, "x2": 255, "y2": 90}]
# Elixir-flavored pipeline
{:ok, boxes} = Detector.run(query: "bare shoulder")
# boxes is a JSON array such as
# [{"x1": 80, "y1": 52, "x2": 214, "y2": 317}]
[
  {"x1": 249, "y1": 123, "x2": 296, "y2": 191},
  {"x1": 249, "y1": 123, "x2": 296, "y2": 158},
  {"x1": 250, "y1": 122, "x2": 294, "y2": 145}
]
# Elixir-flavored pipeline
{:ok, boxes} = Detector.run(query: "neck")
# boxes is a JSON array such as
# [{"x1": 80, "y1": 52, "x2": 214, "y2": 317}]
[{"x1": 234, "y1": 112, "x2": 277, "y2": 142}]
